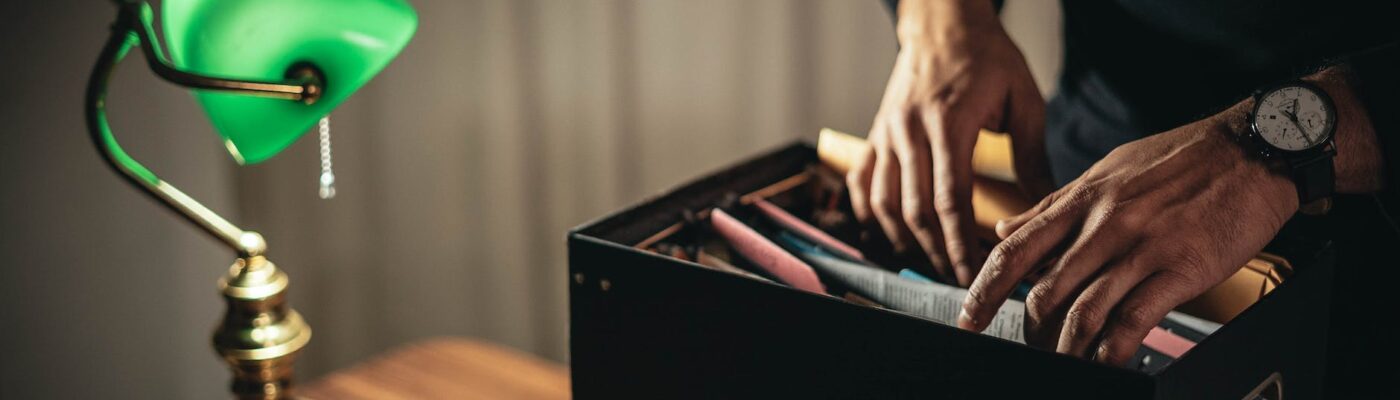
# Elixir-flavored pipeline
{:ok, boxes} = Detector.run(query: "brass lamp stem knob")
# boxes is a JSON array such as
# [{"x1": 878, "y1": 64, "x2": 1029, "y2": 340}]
[{"x1": 213, "y1": 255, "x2": 311, "y2": 400}]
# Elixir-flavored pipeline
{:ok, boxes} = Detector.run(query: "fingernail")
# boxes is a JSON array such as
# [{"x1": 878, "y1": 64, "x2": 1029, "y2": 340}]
[
  {"x1": 957, "y1": 308, "x2": 977, "y2": 331},
  {"x1": 995, "y1": 219, "x2": 1013, "y2": 238}
]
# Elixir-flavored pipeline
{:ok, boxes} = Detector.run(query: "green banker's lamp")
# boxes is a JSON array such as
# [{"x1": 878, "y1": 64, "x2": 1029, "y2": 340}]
[{"x1": 84, "y1": 0, "x2": 416, "y2": 398}]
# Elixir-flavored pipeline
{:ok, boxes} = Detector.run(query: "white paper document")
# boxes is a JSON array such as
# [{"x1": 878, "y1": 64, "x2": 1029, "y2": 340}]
[{"x1": 805, "y1": 253, "x2": 1027, "y2": 343}]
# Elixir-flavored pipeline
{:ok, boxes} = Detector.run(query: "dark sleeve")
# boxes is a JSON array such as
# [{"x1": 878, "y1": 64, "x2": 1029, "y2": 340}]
[{"x1": 1346, "y1": 42, "x2": 1400, "y2": 221}]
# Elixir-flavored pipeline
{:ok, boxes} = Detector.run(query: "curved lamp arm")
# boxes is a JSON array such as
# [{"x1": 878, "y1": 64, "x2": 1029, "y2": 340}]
[{"x1": 85, "y1": 2, "x2": 322, "y2": 257}]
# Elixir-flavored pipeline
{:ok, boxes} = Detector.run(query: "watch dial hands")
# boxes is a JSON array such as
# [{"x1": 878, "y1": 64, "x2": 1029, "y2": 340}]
[
  {"x1": 1255, "y1": 85, "x2": 1332, "y2": 152},
  {"x1": 1280, "y1": 97, "x2": 1316, "y2": 147}
]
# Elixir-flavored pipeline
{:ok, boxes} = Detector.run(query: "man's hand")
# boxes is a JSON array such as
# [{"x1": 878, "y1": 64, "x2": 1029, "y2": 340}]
[
  {"x1": 959, "y1": 103, "x2": 1300, "y2": 365},
  {"x1": 848, "y1": 0, "x2": 1052, "y2": 286},
  {"x1": 956, "y1": 65, "x2": 1382, "y2": 365}
]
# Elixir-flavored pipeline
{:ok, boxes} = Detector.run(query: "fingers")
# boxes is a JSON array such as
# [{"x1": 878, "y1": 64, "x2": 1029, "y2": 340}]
[
  {"x1": 1055, "y1": 254, "x2": 1154, "y2": 358},
  {"x1": 925, "y1": 107, "x2": 983, "y2": 286},
  {"x1": 888, "y1": 113, "x2": 953, "y2": 278},
  {"x1": 869, "y1": 140, "x2": 915, "y2": 254},
  {"x1": 1093, "y1": 272, "x2": 1193, "y2": 366},
  {"x1": 960, "y1": 201, "x2": 1077, "y2": 332},
  {"x1": 1023, "y1": 210, "x2": 1137, "y2": 348},
  {"x1": 1004, "y1": 64, "x2": 1054, "y2": 199},
  {"x1": 995, "y1": 187, "x2": 1063, "y2": 239},
  {"x1": 846, "y1": 142, "x2": 877, "y2": 225}
]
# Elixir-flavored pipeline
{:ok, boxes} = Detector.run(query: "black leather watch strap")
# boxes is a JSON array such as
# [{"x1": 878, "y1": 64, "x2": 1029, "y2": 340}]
[{"x1": 1290, "y1": 152, "x2": 1335, "y2": 205}]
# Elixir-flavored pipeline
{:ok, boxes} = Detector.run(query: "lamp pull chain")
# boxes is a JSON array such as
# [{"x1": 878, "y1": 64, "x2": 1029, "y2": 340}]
[{"x1": 318, "y1": 115, "x2": 337, "y2": 199}]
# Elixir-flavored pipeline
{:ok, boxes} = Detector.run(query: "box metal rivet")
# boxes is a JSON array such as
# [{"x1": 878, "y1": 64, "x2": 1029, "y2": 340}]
[
  {"x1": 573, "y1": 273, "x2": 585, "y2": 285},
  {"x1": 600, "y1": 279, "x2": 612, "y2": 291}
]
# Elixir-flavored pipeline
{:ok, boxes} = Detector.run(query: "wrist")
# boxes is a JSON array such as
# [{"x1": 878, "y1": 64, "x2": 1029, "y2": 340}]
[
  {"x1": 896, "y1": 0, "x2": 1000, "y2": 48},
  {"x1": 1303, "y1": 66, "x2": 1385, "y2": 193},
  {"x1": 1209, "y1": 100, "x2": 1302, "y2": 219}
]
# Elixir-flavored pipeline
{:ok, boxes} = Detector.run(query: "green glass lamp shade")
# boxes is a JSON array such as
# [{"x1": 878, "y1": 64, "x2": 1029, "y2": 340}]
[{"x1": 161, "y1": 0, "x2": 417, "y2": 164}]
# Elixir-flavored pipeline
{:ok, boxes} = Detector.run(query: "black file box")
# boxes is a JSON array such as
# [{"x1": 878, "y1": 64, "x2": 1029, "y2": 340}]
[{"x1": 568, "y1": 143, "x2": 1333, "y2": 399}]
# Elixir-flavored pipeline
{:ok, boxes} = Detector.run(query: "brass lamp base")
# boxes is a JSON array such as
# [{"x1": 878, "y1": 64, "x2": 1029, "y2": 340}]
[{"x1": 214, "y1": 251, "x2": 311, "y2": 400}]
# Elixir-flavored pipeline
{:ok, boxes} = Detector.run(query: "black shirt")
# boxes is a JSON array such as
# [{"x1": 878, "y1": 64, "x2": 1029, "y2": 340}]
[{"x1": 1049, "y1": 0, "x2": 1397, "y2": 186}]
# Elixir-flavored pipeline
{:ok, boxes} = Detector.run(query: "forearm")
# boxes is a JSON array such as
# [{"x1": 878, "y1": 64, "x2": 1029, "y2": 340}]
[{"x1": 1305, "y1": 65, "x2": 1386, "y2": 193}]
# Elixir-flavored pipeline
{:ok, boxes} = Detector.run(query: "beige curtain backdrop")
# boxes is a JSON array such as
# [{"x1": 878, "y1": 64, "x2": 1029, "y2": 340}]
[
  {"x1": 0, "y1": 1, "x2": 1057, "y2": 398},
  {"x1": 242, "y1": 0, "x2": 903, "y2": 376}
]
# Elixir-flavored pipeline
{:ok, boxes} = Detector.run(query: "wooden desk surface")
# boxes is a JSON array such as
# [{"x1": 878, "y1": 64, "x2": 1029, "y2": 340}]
[{"x1": 300, "y1": 337, "x2": 571, "y2": 399}]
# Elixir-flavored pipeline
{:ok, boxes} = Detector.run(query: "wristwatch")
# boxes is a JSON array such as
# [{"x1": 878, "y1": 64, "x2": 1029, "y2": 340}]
[{"x1": 1246, "y1": 81, "x2": 1337, "y2": 211}]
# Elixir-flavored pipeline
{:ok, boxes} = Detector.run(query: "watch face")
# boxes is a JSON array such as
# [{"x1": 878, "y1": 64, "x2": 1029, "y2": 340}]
[{"x1": 1252, "y1": 84, "x2": 1335, "y2": 151}]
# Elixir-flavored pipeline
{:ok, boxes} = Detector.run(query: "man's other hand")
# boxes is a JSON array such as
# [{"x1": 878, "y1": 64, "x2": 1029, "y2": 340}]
[{"x1": 848, "y1": 0, "x2": 1052, "y2": 287}]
